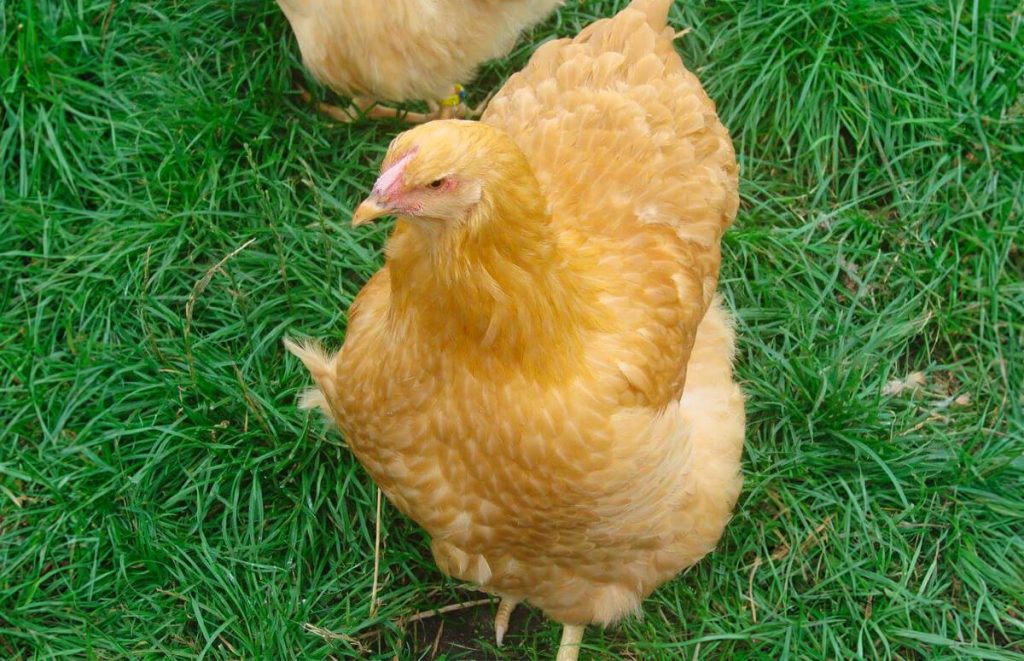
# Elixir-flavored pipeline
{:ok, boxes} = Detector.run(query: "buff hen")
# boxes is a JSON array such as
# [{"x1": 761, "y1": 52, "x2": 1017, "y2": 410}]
[
  {"x1": 286, "y1": 0, "x2": 744, "y2": 657},
  {"x1": 277, "y1": 0, "x2": 562, "y2": 122}
]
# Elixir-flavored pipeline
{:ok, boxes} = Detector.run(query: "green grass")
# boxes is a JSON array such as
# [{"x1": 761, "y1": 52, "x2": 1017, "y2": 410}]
[{"x1": 2, "y1": 0, "x2": 1022, "y2": 658}]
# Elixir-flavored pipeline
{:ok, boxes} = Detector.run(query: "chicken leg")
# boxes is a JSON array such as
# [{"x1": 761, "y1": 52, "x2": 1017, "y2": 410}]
[
  {"x1": 555, "y1": 624, "x2": 585, "y2": 661},
  {"x1": 430, "y1": 85, "x2": 495, "y2": 120},
  {"x1": 435, "y1": 84, "x2": 469, "y2": 120},
  {"x1": 494, "y1": 597, "x2": 519, "y2": 646}
]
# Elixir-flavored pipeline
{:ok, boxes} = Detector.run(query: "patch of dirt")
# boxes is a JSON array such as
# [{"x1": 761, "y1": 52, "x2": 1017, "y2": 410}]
[{"x1": 405, "y1": 598, "x2": 546, "y2": 660}]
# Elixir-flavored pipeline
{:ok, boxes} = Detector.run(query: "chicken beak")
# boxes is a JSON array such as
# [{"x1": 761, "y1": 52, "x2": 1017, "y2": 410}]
[{"x1": 351, "y1": 197, "x2": 390, "y2": 228}]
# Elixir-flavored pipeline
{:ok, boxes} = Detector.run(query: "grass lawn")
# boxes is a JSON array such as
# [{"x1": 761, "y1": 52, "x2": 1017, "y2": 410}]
[{"x1": 2, "y1": 0, "x2": 1022, "y2": 658}]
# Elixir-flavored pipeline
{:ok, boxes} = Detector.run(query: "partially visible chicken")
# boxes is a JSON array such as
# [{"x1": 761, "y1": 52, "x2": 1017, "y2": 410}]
[
  {"x1": 277, "y1": 0, "x2": 563, "y2": 122},
  {"x1": 286, "y1": 1, "x2": 744, "y2": 658}
]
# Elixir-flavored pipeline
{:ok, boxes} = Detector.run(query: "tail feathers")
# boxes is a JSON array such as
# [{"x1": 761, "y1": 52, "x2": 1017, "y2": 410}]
[
  {"x1": 630, "y1": 0, "x2": 672, "y2": 29},
  {"x1": 284, "y1": 337, "x2": 333, "y2": 379},
  {"x1": 284, "y1": 337, "x2": 336, "y2": 421},
  {"x1": 298, "y1": 387, "x2": 329, "y2": 411},
  {"x1": 298, "y1": 387, "x2": 335, "y2": 425}
]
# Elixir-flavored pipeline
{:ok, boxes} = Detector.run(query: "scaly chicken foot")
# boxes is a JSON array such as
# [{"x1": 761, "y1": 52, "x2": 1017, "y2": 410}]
[
  {"x1": 353, "y1": 97, "x2": 433, "y2": 123},
  {"x1": 305, "y1": 85, "x2": 490, "y2": 125},
  {"x1": 555, "y1": 624, "x2": 585, "y2": 661},
  {"x1": 494, "y1": 597, "x2": 519, "y2": 646},
  {"x1": 431, "y1": 85, "x2": 495, "y2": 121},
  {"x1": 295, "y1": 81, "x2": 432, "y2": 124},
  {"x1": 462, "y1": 88, "x2": 497, "y2": 118},
  {"x1": 439, "y1": 89, "x2": 497, "y2": 120}
]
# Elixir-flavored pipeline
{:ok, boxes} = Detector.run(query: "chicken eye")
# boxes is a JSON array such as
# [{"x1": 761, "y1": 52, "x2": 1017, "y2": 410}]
[{"x1": 428, "y1": 178, "x2": 446, "y2": 189}]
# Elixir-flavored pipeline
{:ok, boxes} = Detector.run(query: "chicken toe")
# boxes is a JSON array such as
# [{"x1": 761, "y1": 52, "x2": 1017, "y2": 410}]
[
  {"x1": 555, "y1": 624, "x2": 585, "y2": 661},
  {"x1": 296, "y1": 84, "x2": 360, "y2": 123},
  {"x1": 296, "y1": 83, "x2": 431, "y2": 124},
  {"x1": 494, "y1": 597, "x2": 519, "y2": 646},
  {"x1": 353, "y1": 97, "x2": 432, "y2": 124},
  {"x1": 428, "y1": 85, "x2": 493, "y2": 121},
  {"x1": 461, "y1": 89, "x2": 496, "y2": 119}
]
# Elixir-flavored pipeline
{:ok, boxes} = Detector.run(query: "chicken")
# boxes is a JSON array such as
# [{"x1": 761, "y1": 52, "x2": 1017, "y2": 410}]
[
  {"x1": 276, "y1": 0, "x2": 563, "y2": 122},
  {"x1": 285, "y1": 0, "x2": 744, "y2": 657}
]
